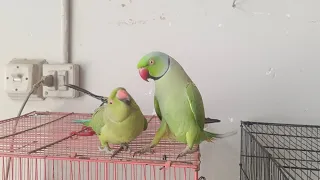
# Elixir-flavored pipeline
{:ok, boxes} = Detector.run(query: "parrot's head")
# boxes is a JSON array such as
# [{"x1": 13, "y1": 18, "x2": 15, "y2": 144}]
[
  {"x1": 108, "y1": 87, "x2": 132, "y2": 106},
  {"x1": 137, "y1": 51, "x2": 170, "y2": 82},
  {"x1": 105, "y1": 87, "x2": 135, "y2": 122}
]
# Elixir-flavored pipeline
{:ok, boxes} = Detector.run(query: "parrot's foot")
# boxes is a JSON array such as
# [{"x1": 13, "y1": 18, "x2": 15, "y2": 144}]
[
  {"x1": 132, "y1": 144, "x2": 155, "y2": 157},
  {"x1": 110, "y1": 143, "x2": 132, "y2": 158},
  {"x1": 98, "y1": 146, "x2": 107, "y2": 152},
  {"x1": 110, "y1": 146, "x2": 123, "y2": 158},
  {"x1": 98, "y1": 146, "x2": 114, "y2": 154},
  {"x1": 122, "y1": 143, "x2": 132, "y2": 154},
  {"x1": 176, "y1": 146, "x2": 198, "y2": 160}
]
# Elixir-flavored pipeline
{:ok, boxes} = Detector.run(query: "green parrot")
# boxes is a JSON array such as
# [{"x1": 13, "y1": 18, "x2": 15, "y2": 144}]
[
  {"x1": 66, "y1": 85, "x2": 148, "y2": 158},
  {"x1": 98, "y1": 87, "x2": 149, "y2": 157},
  {"x1": 133, "y1": 51, "x2": 237, "y2": 159}
]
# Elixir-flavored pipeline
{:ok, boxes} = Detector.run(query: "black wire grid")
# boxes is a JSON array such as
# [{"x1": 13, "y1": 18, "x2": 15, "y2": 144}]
[{"x1": 240, "y1": 121, "x2": 320, "y2": 180}]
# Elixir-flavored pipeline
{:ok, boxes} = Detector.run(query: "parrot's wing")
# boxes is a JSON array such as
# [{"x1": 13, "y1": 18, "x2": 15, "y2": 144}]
[
  {"x1": 143, "y1": 118, "x2": 148, "y2": 131},
  {"x1": 130, "y1": 100, "x2": 149, "y2": 131},
  {"x1": 185, "y1": 82, "x2": 205, "y2": 130},
  {"x1": 90, "y1": 105, "x2": 106, "y2": 135},
  {"x1": 154, "y1": 96, "x2": 162, "y2": 120}
]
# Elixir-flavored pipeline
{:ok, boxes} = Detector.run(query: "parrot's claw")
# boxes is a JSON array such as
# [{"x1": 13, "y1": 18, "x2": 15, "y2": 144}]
[
  {"x1": 123, "y1": 146, "x2": 132, "y2": 153},
  {"x1": 110, "y1": 147, "x2": 122, "y2": 158},
  {"x1": 98, "y1": 146, "x2": 108, "y2": 152},
  {"x1": 176, "y1": 147, "x2": 198, "y2": 160},
  {"x1": 110, "y1": 143, "x2": 131, "y2": 158},
  {"x1": 132, "y1": 145, "x2": 155, "y2": 157},
  {"x1": 109, "y1": 143, "x2": 133, "y2": 158},
  {"x1": 98, "y1": 146, "x2": 114, "y2": 154},
  {"x1": 122, "y1": 143, "x2": 132, "y2": 154}
]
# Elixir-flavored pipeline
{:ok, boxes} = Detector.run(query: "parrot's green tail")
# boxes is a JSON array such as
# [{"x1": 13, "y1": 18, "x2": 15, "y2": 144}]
[
  {"x1": 72, "y1": 119, "x2": 91, "y2": 126},
  {"x1": 202, "y1": 130, "x2": 238, "y2": 142}
]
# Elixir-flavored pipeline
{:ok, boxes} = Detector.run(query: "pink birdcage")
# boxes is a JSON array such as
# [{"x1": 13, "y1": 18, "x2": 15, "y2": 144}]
[{"x1": 0, "y1": 111, "x2": 204, "y2": 180}]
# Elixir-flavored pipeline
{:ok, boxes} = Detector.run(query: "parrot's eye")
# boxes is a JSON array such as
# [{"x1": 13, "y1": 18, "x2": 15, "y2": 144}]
[
  {"x1": 149, "y1": 59, "x2": 154, "y2": 65},
  {"x1": 109, "y1": 101, "x2": 113, "y2": 104}
]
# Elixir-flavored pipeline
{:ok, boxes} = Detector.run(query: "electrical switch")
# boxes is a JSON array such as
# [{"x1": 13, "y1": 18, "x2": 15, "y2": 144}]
[{"x1": 42, "y1": 64, "x2": 80, "y2": 98}]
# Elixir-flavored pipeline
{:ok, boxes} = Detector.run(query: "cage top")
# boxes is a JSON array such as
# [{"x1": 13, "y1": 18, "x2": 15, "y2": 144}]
[
  {"x1": 241, "y1": 120, "x2": 320, "y2": 128},
  {"x1": 0, "y1": 111, "x2": 200, "y2": 169}
]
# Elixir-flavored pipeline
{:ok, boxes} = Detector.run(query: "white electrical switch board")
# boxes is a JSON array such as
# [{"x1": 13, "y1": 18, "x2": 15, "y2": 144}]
[
  {"x1": 5, "y1": 59, "x2": 47, "y2": 100},
  {"x1": 42, "y1": 64, "x2": 80, "y2": 98}
]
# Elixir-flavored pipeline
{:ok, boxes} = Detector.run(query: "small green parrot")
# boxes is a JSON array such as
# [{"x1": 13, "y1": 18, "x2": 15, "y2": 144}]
[
  {"x1": 134, "y1": 51, "x2": 237, "y2": 159},
  {"x1": 66, "y1": 85, "x2": 148, "y2": 158},
  {"x1": 97, "y1": 87, "x2": 148, "y2": 158}
]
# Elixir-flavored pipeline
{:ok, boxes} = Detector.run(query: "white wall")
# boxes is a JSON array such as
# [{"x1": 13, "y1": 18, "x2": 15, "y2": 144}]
[{"x1": 0, "y1": 0, "x2": 319, "y2": 179}]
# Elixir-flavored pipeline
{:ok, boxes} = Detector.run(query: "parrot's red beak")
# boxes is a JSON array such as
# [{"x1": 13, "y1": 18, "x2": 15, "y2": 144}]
[
  {"x1": 139, "y1": 68, "x2": 149, "y2": 82},
  {"x1": 116, "y1": 89, "x2": 130, "y2": 104}
]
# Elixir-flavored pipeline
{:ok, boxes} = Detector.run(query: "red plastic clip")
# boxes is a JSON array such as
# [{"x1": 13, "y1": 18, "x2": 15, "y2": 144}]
[
  {"x1": 76, "y1": 130, "x2": 95, "y2": 136},
  {"x1": 77, "y1": 126, "x2": 96, "y2": 136},
  {"x1": 69, "y1": 126, "x2": 96, "y2": 137}
]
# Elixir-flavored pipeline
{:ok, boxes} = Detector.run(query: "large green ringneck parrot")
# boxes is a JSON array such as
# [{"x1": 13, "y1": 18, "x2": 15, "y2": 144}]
[{"x1": 133, "y1": 51, "x2": 237, "y2": 159}]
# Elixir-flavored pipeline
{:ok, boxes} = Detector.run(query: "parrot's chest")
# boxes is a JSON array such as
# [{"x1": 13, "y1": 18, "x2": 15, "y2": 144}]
[
  {"x1": 155, "y1": 87, "x2": 193, "y2": 139},
  {"x1": 101, "y1": 117, "x2": 144, "y2": 144}
]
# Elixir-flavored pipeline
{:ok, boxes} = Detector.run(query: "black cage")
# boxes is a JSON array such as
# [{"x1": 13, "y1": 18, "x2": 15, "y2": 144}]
[{"x1": 240, "y1": 121, "x2": 320, "y2": 180}]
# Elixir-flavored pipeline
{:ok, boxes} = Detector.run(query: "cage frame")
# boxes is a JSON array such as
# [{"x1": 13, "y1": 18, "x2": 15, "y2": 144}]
[
  {"x1": 0, "y1": 111, "x2": 205, "y2": 180},
  {"x1": 240, "y1": 120, "x2": 320, "y2": 180}
]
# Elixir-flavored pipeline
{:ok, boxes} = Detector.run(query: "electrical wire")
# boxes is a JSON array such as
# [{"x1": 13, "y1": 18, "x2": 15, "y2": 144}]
[
  {"x1": 5, "y1": 76, "x2": 49, "y2": 180},
  {"x1": 17, "y1": 79, "x2": 44, "y2": 116}
]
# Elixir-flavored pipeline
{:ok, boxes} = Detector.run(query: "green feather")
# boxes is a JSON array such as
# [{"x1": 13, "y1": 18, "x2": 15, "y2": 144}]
[
  {"x1": 72, "y1": 105, "x2": 106, "y2": 135},
  {"x1": 72, "y1": 119, "x2": 91, "y2": 126},
  {"x1": 185, "y1": 81, "x2": 205, "y2": 130},
  {"x1": 154, "y1": 96, "x2": 162, "y2": 120}
]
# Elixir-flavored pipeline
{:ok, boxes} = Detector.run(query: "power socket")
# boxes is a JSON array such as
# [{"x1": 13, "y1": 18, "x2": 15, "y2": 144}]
[
  {"x1": 5, "y1": 58, "x2": 48, "y2": 100},
  {"x1": 42, "y1": 64, "x2": 80, "y2": 98}
]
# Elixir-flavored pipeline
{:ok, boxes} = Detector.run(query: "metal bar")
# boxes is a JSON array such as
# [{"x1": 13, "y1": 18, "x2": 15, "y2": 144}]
[
  {"x1": 282, "y1": 166, "x2": 320, "y2": 171},
  {"x1": 0, "y1": 153, "x2": 199, "y2": 169},
  {"x1": 247, "y1": 132, "x2": 320, "y2": 140},
  {"x1": 242, "y1": 128, "x2": 295, "y2": 179},
  {"x1": 264, "y1": 146, "x2": 320, "y2": 153},
  {"x1": 27, "y1": 127, "x2": 87, "y2": 154},
  {"x1": 0, "y1": 113, "x2": 73, "y2": 140},
  {"x1": 241, "y1": 120, "x2": 320, "y2": 128},
  {"x1": 241, "y1": 155, "x2": 320, "y2": 163},
  {"x1": 0, "y1": 111, "x2": 35, "y2": 124}
]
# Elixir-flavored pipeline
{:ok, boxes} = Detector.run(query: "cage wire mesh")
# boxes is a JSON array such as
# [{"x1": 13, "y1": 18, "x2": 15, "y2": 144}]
[
  {"x1": 240, "y1": 121, "x2": 320, "y2": 180},
  {"x1": 0, "y1": 111, "x2": 203, "y2": 180}
]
